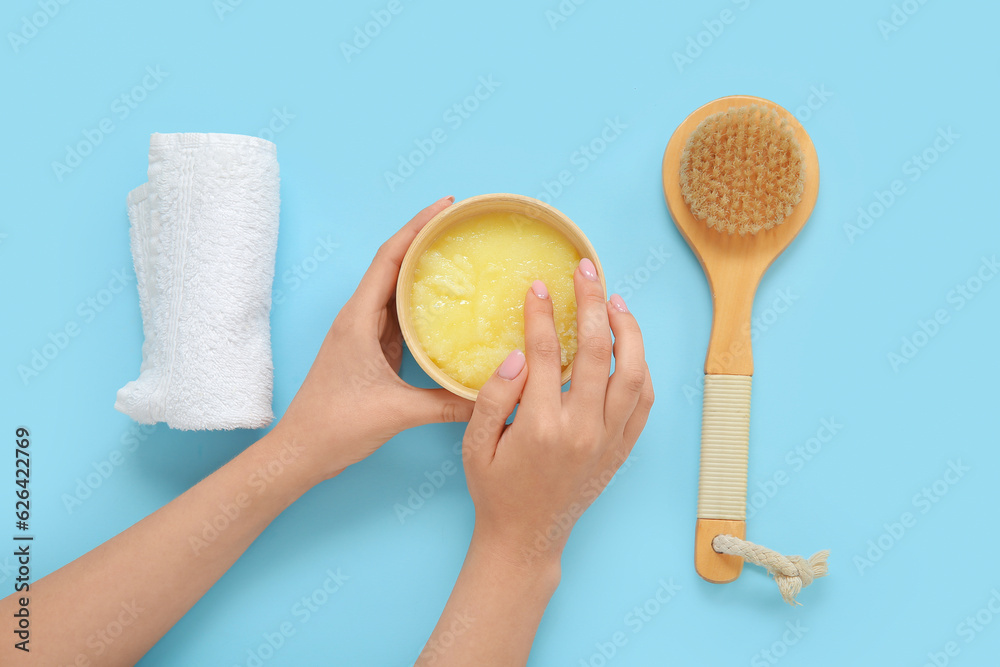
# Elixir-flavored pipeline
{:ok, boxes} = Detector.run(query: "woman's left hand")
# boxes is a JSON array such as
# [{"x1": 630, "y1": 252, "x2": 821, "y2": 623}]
[{"x1": 273, "y1": 196, "x2": 474, "y2": 482}]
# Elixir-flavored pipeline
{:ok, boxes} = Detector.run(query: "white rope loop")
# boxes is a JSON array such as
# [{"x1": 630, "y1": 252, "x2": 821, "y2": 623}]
[{"x1": 712, "y1": 534, "x2": 829, "y2": 605}]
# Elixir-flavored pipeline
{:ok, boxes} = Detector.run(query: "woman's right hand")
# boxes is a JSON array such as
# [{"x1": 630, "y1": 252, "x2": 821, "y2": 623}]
[{"x1": 461, "y1": 257, "x2": 654, "y2": 567}]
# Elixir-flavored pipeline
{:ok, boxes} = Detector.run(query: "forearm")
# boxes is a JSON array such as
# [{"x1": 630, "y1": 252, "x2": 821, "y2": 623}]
[
  {"x1": 417, "y1": 528, "x2": 561, "y2": 666},
  {"x1": 1, "y1": 429, "x2": 317, "y2": 666}
]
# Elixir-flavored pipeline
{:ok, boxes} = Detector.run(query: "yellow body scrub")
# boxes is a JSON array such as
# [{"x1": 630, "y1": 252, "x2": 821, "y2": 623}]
[{"x1": 410, "y1": 212, "x2": 581, "y2": 390}]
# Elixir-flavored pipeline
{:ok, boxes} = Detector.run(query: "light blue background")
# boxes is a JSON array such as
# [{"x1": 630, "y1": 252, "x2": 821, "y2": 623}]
[{"x1": 3, "y1": 0, "x2": 999, "y2": 665}]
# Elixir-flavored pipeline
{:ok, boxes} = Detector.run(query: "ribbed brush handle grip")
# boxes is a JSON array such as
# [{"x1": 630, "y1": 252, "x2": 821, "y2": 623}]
[
  {"x1": 698, "y1": 374, "x2": 751, "y2": 520},
  {"x1": 695, "y1": 374, "x2": 751, "y2": 583}
]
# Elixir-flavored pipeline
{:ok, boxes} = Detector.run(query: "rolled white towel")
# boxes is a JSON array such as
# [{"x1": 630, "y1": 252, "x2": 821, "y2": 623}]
[{"x1": 115, "y1": 133, "x2": 280, "y2": 430}]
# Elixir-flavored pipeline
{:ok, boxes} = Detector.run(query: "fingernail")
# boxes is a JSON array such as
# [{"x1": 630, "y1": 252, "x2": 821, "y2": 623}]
[
  {"x1": 610, "y1": 293, "x2": 629, "y2": 313},
  {"x1": 531, "y1": 279, "x2": 549, "y2": 299},
  {"x1": 579, "y1": 258, "x2": 598, "y2": 282},
  {"x1": 497, "y1": 349, "x2": 525, "y2": 380},
  {"x1": 439, "y1": 195, "x2": 455, "y2": 204}
]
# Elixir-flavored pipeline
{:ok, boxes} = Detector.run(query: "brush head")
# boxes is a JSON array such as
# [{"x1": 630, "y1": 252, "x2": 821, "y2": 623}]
[{"x1": 680, "y1": 104, "x2": 805, "y2": 235}]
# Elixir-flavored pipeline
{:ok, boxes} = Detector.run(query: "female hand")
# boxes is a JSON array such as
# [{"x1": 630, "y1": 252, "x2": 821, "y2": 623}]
[
  {"x1": 417, "y1": 259, "x2": 654, "y2": 666},
  {"x1": 10, "y1": 197, "x2": 475, "y2": 667},
  {"x1": 463, "y1": 258, "x2": 655, "y2": 564},
  {"x1": 273, "y1": 196, "x2": 475, "y2": 482}
]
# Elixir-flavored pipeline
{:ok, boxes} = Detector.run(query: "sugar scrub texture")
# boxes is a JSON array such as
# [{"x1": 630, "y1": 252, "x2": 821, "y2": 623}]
[{"x1": 410, "y1": 213, "x2": 582, "y2": 390}]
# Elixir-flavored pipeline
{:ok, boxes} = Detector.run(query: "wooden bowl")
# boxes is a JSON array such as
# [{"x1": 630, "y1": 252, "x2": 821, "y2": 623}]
[{"x1": 396, "y1": 193, "x2": 605, "y2": 400}]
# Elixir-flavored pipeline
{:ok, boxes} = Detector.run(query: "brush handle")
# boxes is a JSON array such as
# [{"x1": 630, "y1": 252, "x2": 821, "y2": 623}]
[
  {"x1": 704, "y1": 267, "x2": 758, "y2": 376},
  {"x1": 695, "y1": 374, "x2": 751, "y2": 582}
]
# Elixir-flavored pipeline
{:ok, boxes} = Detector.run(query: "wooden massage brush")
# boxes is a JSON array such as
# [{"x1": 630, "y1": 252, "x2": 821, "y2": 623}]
[{"x1": 662, "y1": 96, "x2": 829, "y2": 604}]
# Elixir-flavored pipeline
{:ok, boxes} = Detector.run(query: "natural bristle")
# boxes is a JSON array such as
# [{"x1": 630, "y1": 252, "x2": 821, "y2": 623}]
[{"x1": 680, "y1": 104, "x2": 805, "y2": 235}]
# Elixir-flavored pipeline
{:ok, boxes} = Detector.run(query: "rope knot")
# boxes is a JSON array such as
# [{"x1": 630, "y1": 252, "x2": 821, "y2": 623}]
[{"x1": 712, "y1": 535, "x2": 829, "y2": 605}]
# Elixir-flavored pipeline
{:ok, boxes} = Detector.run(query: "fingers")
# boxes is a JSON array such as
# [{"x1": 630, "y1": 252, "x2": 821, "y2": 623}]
[
  {"x1": 352, "y1": 196, "x2": 454, "y2": 313},
  {"x1": 620, "y1": 365, "x2": 654, "y2": 456},
  {"x1": 398, "y1": 387, "x2": 475, "y2": 431},
  {"x1": 463, "y1": 350, "x2": 528, "y2": 466},
  {"x1": 604, "y1": 294, "x2": 649, "y2": 435},
  {"x1": 568, "y1": 257, "x2": 612, "y2": 408},
  {"x1": 380, "y1": 300, "x2": 404, "y2": 372},
  {"x1": 521, "y1": 280, "x2": 563, "y2": 410}
]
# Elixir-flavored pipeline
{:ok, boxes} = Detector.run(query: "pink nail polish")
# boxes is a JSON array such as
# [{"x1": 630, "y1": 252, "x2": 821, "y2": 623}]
[
  {"x1": 497, "y1": 349, "x2": 525, "y2": 380},
  {"x1": 579, "y1": 258, "x2": 598, "y2": 282},
  {"x1": 531, "y1": 279, "x2": 549, "y2": 299},
  {"x1": 610, "y1": 293, "x2": 629, "y2": 313}
]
